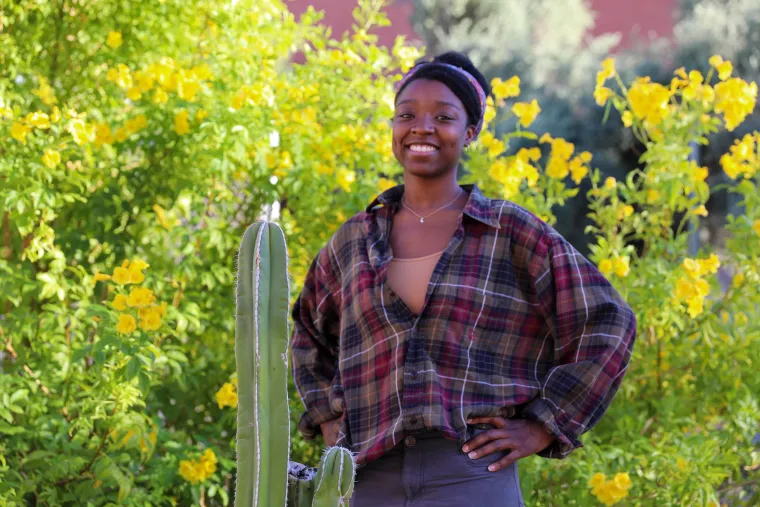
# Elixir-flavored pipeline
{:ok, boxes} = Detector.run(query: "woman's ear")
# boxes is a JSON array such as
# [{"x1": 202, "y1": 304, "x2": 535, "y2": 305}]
[{"x1": 464, "y1": 125, "x2": 477, "y2": 147}]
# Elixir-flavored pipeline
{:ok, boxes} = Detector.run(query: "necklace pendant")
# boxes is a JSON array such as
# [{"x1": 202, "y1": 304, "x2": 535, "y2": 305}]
[{"x1": 420, "y1": 218, "x2": 424, "y2": 223}]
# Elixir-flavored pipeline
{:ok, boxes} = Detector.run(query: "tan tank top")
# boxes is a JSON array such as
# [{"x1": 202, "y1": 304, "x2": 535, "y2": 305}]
[{"x1": 387, "y1": 249, "x2": 446, "y2": 315}]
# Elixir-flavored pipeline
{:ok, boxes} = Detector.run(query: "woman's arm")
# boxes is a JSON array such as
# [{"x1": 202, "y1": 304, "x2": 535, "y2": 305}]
[
  {"x1": 290, "y1": 242, "x2": 345, "y2": 440},
  {"x1": 521, "y1": 230, "x2": 637, "y2": 459}
]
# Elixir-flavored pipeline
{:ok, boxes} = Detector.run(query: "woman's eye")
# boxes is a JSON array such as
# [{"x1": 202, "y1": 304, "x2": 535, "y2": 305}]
[
  {"x1": 396, "y1": 113, "x2": 413, "y2": 119},
  {"x1": 437, "y1": 115, "x2": 453, "y2": 121}
]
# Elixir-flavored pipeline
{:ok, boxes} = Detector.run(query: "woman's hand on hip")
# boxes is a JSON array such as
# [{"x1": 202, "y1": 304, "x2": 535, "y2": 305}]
[
  {"x1": 461, "y1": 416, "x2": 554, "y2": 472},
  {"x1": 320, "y1": 418, "x2": 342, "y2": 447}
]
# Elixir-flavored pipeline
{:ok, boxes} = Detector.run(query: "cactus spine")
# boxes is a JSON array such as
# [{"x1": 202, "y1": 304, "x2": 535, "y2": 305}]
[
  {"x1": 235, "y1": 222, "x2": 291, "y2": 507},
  {"x1": 235, "y1": 221, "x2": 356, "y2": 507}
]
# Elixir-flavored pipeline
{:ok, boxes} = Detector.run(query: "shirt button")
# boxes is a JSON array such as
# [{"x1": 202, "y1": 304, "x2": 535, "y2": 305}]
[{"x1": 404, "y1": 435, "x2": 416, "y2": 447}]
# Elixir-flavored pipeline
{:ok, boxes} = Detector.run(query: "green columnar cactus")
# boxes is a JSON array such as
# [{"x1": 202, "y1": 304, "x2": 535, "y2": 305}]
[
  {"x1": 235, "y1": 222, "x2": 291, "y2": 507},
  {"x1": 312, "y1": 447, "x2": 356, "y2": 507},
  {"x1": 235, "y1": 221, "x2": 356, "y2": 507}
]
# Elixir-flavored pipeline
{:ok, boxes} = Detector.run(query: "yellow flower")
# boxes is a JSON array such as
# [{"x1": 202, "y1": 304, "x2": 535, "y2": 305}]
[
  {"x1": 93, "y1": 272, "x2": 112, "y2": 283},
  {"x1": 153, "y1": 88, "x2": 169, "y2": 104},
  {"x1": 336, "y1": 168, "x2": 356, "y2": 192},
  {"x1": 717, "y1": 61, "x2": 733, "y2": 81},
  {"x1": 682, "y1": 258, "x2": 701, "y2": 279},
  {"x1": 115, "y1": 314, "x2": 136, "y2": 334},
  {"x1": 11, "y1": 122, "x2": 32, "y2": 144},
  {"x1": 600, "y1": 58, "x2": 616, "y2": 79},
  {"x1": 491, "y1": 76, "x2": 521, "y2": 101},
  {"x1": 646, "y1": 188, "x2": 661, "y2": 204},
  {"x1": 753, "y1": 219, "x2": 760, "y2": 237},
  {"x1": 196, "y1": 109, "x2": 208, "y2": 122},
  {"x1": 627, "y1": 78, "x2": 671, "y2": 126},
  {"x1": 135, "y1": 70, "x2": 155, "y2": 92},
  {"x1": 539, "y1": 133, "x2": 553, "y2": 144},
  {"x1": 112, "y1": 267, "x2": 131, "y2": 285},
  {"x1": 588, "y1": 472, "x2": 606, "y2": 489},
  {"x1": 698, "y1": 253, "x2": 720, "y2": 275},
  {"x1": 173, "y1": 110, "x2": 190, "y2": 135},
  {"x1": 41, "y1": 149, "x2": 61, "y2": 169},
  {"x1": 714, "y1": 78, "x2": 758, "y2": 132},
  {"x1": 67, "y1": 118, "x2": 93, "y2": 145},
  {"x1": 612, "y1": 256, "x2": 630, "y2": 277},
  {"x1": 26, "y1": 112, "x2": 51, "y2": 129},
  {"x1": 599, "y1": 259, "x2": 613, "y2": 276},
  {"x1": 106, "y1": 31, "x2": 123, "y2": 49},
  {"x1": 138, "y1": 307, "x2": 162, "y2": 331},
  {"x1": 126, "y1": 87, "x2": 142, "y2": 101},
  {"x1": 732, "y1": 272, "x2": 745, "y2": 288},
  {"x1": 604, "y1": 177, "x2": 616, "y2": 189},
  {"x1": 569, "y1": 157, "x2": 588, "y2": 184},
  {"x1": 177, "y1": 71, "x2": 200, "y2": 101},
  {"x1": 512, "y1": 100, "x2": 541, "y2": 127},
  {"x1": 594, "y1": 86, "x2": 613, "y2": 106},
  {"x1": 612, "y1": 472, "x2": 631, "y2": 489},
  {"x1": 693, "y1": 204, "x2": 708, "y2": 217},
  {"x1": 112, "y1": 294, "x2": 128, "y2": 311},
  {"x1": 33, "y1": 75, "x2": 57, "y2": 105},
  {"x1": 676, "y1": 457, "x2": 689, "y2": 471},
  {"x1": 199, "y1": 448, "x2": 217, "y2": 475},
  {"x1": 622, "y1": 111, "x2": 632, "y2": 128},
  {"x1": 546, "y1": 157, "x2": 569, "y2": 179},
  {"x1": 709, "y1": 55, "x2": 724, "y2": 68},
  {"x1": 487, "y1": 138, "x2": 506, "y2": 158},
  {"x1": 127, "y1": 287, "x2": 156, "y2": 308},
  {"x1": 378, "y1": 177, "x2": 396, "y2": 192},
  {"x1": 215, "y1": 382, "x2": 238, "y2": 409},
  {"x1": 694, "y1": 166, "x2": 709, "y2": 182}
]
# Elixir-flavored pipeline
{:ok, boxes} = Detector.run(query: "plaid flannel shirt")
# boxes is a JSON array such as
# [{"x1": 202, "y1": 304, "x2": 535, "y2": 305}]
[{"x1": 291, "y1": 183, "x2": 636, "y2": 465}]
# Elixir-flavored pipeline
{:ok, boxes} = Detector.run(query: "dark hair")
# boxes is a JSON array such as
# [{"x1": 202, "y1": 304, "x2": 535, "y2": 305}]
[{"x1": 395, "y1": 51, "x2": 491, "y2": 129}]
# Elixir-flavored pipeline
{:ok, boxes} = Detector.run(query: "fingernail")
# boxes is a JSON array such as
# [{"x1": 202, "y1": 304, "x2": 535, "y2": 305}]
[
  {"x1": 468, "y1": 452, "x2": 477, "y2": 459},
  {"x1": 462, "y1": 446, "x2": 469, "y2": 452},
  {"x1": 488, "y1": 465, "x2": 496, "y2": 472}
]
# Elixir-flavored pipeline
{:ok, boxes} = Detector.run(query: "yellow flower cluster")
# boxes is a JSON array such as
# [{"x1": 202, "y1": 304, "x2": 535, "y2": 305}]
[
  {"x1": 93, "y1": 259, "x2": 167, "y2": 334},
  {"x1": 215, "y1": 382, "x2": 238, "y2": 409},
  {"x1": 490, "y1": 76, "x2": 520, "y2": 103},
  {"x1": 107, "y1": 31, "x2": 123, "y2": 49},
  {"x1": 670, "y1": 68, "x2": 715, "y2": 107},
  {"x1": 106, "y1": 58, "x2": 213, "y2": 104},
  {"x1": 231, "y1": 83, "x2": 275, "y2": 110},
  {"x1": 714, "y1": 77, "x2": 758, "y2": 132},
  {"x1": 589, "y1": 472, "x2": 632, "y2": 506},
  {"x1": 673, "y1": 254, "x2": 720, "y2": 318},
  {"x1": 10, "y1": 108, "x2": 61, "y2": 145},
  {"x1": 594, "y1": 58, "x2": 616, "y2": 106},
  {"x1": 627, "y1": 77, "x2": 672, "y2": 126},
  {"x1": 512, "y1": 100, "x2": 541, "y2": 128},
  {"x1": 540, "y1": 133, "x2": 591, "y2": 184},
  {"x1": 754, "y1": 219, "x2": 760, "y2": 238},
  {"x1": 719, "y1": 133, "x2": 758, "y2": 180},
  {"x1": 488, "y1": 148, "x2": 540, "y2": 199},
  {"x1": 599, "y1": 255, "x2": 631, "y2": 278},
  {"x1": 179, "y1": 448, "x2": 217, "y2": 484}
]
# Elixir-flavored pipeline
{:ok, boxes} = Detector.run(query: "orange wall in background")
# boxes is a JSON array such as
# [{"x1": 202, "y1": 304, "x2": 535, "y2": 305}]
[{"x1": 286, "y1": 0, "x2": 678, "y2": 50}]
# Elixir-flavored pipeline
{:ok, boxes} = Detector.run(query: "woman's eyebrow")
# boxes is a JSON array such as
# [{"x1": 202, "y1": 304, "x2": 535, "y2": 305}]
[{"x1": 395, "y1": 98, "x2": 461, "y2": 110}]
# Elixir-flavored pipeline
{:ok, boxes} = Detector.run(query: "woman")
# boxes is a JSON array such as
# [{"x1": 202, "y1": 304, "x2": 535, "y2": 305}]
[{"x1": 291, "y1": 52, "x2": 636, "y2": 506}]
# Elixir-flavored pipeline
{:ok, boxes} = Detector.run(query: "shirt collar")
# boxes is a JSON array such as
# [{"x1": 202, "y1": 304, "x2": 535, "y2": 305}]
[{"x1": 365, "y1": 183, "x2": 501, "y2": 230}]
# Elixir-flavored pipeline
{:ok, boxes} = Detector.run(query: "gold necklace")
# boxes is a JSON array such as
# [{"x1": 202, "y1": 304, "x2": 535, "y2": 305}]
[{"x1": 401, "y1": 189, "x2": 463, "y2": 223}]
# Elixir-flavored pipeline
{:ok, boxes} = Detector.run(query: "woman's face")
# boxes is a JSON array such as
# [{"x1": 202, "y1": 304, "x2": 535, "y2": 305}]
[{"x1": 392, "y1": 78, "x2": 475, "y2": 179}]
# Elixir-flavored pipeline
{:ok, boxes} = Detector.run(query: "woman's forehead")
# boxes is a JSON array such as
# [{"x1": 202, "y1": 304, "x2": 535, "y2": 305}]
[{"x1": 395, "y1": 79, "x2": 464, "y2": 109}]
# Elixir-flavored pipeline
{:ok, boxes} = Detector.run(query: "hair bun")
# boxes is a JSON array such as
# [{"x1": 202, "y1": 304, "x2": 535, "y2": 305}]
[{"x1": 432, "y1": 51, "x2": 490, "y2": 96}]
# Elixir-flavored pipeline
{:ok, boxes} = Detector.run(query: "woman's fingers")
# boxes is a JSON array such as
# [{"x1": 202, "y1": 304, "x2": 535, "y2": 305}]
[
  {"x1": 464, "y1": 437, "x2": 515, "y2": 460},
  {"x1": 488, "y1": 449, "x2": 525, "y2": 472}
]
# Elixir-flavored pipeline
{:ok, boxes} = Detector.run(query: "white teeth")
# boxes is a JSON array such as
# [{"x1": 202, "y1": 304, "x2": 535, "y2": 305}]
[{"x1": 409, "y1": 144, "x2": 437, "y2": 152}]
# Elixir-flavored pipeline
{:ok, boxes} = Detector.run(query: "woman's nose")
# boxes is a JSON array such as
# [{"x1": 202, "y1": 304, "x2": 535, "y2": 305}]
[{"x1": 410, "y1": 115, "x2": 434, "y2": 134}]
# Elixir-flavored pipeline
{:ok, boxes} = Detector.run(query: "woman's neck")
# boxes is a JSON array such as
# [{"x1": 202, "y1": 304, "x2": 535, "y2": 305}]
[{"x1": 401, "y1": 174, "x2": 464, "y2": 210}]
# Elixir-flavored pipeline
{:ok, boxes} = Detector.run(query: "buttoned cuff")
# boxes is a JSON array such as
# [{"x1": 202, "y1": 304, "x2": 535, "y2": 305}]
[
  {"x1": 297, "y1": 395, "x2": 345, "y2": 440},
  {"x1": 519, "y1": 398, "x2": 583, "y2": 459}
]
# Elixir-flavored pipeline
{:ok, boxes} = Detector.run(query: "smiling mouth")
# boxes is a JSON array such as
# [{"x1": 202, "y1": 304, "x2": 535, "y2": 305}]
[{"x1": 406, "y1": 144, "x2": 439, "y2": 154}]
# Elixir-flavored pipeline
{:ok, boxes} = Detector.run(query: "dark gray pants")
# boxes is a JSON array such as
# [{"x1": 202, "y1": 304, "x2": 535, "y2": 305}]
[{"x1": 350, "y1": 431, "x2": 525, "y2": 507}]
